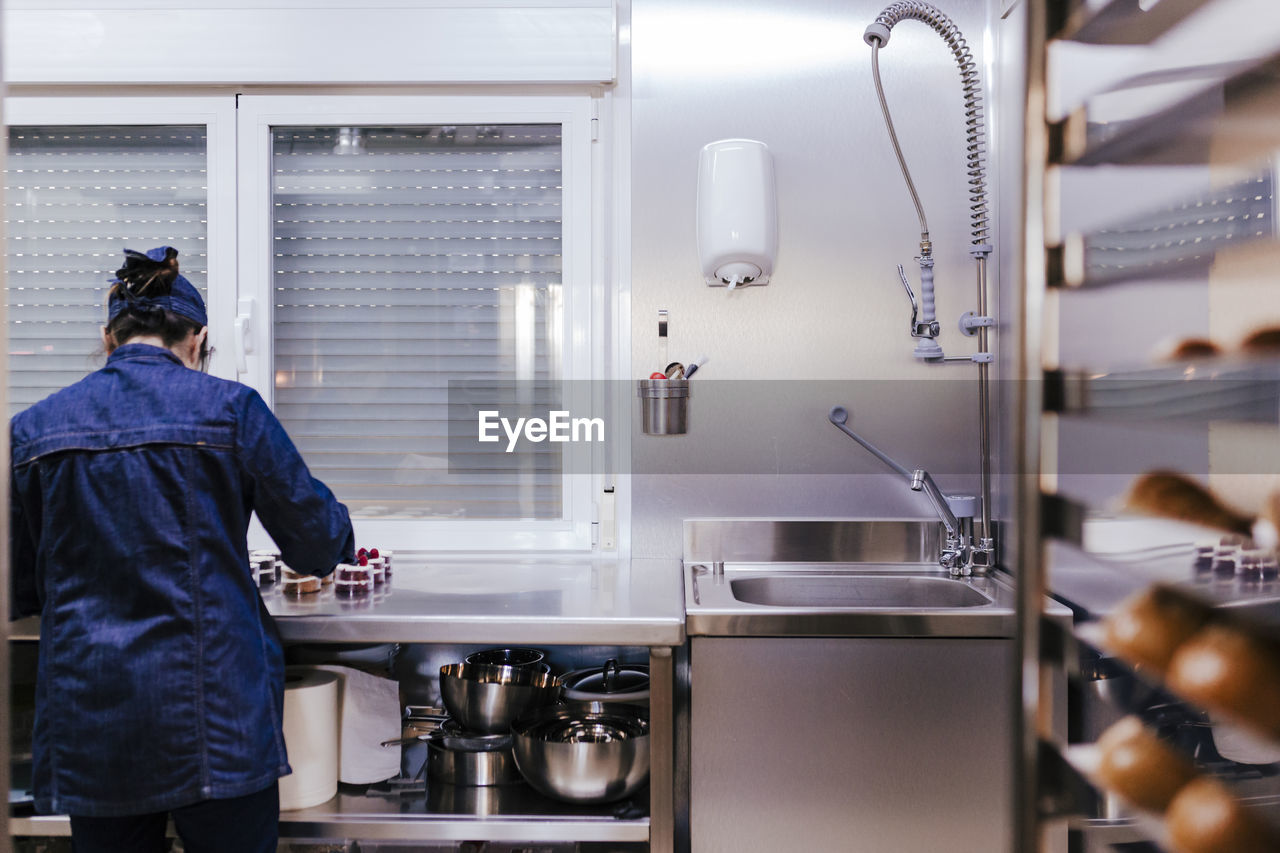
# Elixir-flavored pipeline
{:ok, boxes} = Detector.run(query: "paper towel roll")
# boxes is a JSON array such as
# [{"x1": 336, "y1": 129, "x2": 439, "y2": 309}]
[
  {"x1": 280, "y1": 667, "x2": 340, "y2": 810},
  {"x1": 313, "y1": 664, "x2": 403, "y2": 784}
]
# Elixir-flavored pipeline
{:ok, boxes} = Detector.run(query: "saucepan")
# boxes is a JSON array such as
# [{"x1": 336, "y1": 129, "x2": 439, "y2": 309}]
[{"x1": 425, "y1": 720, "x2": 523, "y2": 786}]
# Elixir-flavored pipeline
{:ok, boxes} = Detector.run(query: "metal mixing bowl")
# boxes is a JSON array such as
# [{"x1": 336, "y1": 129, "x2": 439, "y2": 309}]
[
  {"x1": 439, "y1": 662, "x2": 562, "y2": 734},
  {"x1": 511, "y1": 703, "x2": 650, "y2": 803}
]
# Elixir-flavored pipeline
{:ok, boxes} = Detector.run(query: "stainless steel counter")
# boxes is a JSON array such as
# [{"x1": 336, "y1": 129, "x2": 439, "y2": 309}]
[
  {"x1": 1049, "y1": 517, "x2": 1280, "y2": 623},
  {"x1": 272, "y1": 557, "x2": 684, "y2": 646},
  {"x1": 11, "y1": 557, "x2": 686, "y2": 646}
]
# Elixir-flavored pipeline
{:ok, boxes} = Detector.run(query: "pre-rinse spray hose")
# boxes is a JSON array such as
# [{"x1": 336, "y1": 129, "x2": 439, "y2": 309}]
[
  {"x1": 864, "y1": 1, "x2": 995, "y2": 557},
  {"x1": 864, "y1": 1, "x2": 990, "y2": 250}
]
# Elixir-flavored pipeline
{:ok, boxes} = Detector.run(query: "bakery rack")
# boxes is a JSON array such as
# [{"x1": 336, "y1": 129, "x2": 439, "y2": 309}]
[{"x1": 1014, "y1": 1, "x2": 1280, "y2": 851}]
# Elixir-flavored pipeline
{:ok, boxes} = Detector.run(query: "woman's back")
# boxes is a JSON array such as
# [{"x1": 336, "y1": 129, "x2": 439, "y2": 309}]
[{"x1": 11, "y1": 342, "x2": 353, "y2": 817}]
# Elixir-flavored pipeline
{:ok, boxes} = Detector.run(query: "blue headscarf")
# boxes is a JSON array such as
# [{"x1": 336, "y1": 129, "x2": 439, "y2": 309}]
[{"x1": 107, "y1": 246, "x2": 208, "y2": 328}]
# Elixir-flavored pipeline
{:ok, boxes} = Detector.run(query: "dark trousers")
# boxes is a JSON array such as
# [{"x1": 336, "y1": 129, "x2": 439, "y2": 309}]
[{"x1": 69, "y1": 783, "x2": 279, "y2": 853}]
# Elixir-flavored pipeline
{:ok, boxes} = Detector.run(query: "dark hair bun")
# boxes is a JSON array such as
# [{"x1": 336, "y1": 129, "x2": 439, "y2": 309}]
[{"x1": 115, "y1": 248, "x2": 178, "y2": 297}]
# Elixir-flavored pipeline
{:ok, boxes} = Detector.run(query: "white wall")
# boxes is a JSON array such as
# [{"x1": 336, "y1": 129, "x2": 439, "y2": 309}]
[{"x1": 630, "y1": 0, "x2": 996, "y2": 558}]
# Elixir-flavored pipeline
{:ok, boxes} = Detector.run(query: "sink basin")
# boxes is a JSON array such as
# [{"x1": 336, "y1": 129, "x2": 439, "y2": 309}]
[{"x1": 729, "y1": 575, "x2": 992, "y2": 609}]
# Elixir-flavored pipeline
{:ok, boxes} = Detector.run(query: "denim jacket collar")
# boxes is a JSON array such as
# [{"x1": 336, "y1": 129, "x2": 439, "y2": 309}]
[{"x1": 107, "y1": 342, "x2": 183, "y2": 366}]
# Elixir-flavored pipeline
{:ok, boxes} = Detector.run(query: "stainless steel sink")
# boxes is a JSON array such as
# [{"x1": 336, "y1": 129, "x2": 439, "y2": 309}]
[
  {"x1": 729, "y1": 574, "x2": 992, "y2": 608},
  {"x1": 684, "y1": 563, "x2": 1016, "y2": 638},
  {"x1": 681, "y1": 520, "x2": 1017, "y2": 638}
]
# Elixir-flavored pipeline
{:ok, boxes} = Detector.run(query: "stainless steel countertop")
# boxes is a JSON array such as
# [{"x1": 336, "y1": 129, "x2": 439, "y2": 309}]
[
  {"x1": 1049, "y1": 542, "x2": 1280, "y2": 625},
  {"x1": 10, "y1": 557, "x2": 686, "y2": 646},
  {"x1": 683, "y1": 562, "x2": 1023, "y2": 638},
  {"x1": 270, "y1": 557, "x2": 685, "y2": 646}
]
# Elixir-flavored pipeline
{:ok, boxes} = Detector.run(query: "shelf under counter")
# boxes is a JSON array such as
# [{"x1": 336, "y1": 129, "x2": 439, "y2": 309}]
[{"x1": 12, "y1": 782, "x2": 651, "y2": 843}]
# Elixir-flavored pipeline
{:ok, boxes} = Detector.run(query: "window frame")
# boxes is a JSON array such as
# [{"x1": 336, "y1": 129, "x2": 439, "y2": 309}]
[
  {"x1": 3, "y1": 95, "x2": 239, "y2": 382},
  {"x1": 235, "y1": 94, "x2": 599, "y2": 552}
]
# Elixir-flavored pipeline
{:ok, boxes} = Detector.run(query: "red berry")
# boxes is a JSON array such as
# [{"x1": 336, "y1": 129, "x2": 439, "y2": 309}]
[
  {"x1": 358, "y1": 555, "x2": 369, "y2": 566},
  {"x1": 369, "y1": 548, "x2": 380, "y2": 559},
  {"x1": 357, "y1": 547, "x2": 368, "y2": 558}
]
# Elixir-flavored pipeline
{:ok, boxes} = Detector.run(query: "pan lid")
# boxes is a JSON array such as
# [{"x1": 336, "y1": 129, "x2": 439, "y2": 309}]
[{"x1": 562, "y1": 659, "x2": 649, "y2": 699}]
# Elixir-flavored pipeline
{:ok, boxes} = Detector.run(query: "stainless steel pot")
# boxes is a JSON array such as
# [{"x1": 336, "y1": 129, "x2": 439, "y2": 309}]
[{"x1": 426, "y1": 720, "x2": 523, "y2": 787}]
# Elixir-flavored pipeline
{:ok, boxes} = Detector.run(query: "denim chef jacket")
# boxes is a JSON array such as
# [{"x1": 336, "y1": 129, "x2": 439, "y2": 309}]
[{"x1": 10, "y1": 343, "x2": 356, "y2": 817}]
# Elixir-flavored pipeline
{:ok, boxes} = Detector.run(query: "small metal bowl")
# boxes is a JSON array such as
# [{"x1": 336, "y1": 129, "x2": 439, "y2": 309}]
[
  {"x1": 465, "y1": 647, "x2": 547, "y2": 669},
  {"x1": 511, "y1": 703, "x2": 650, "y2": 804},
  {"x1": 439, "y1": 662, "x2": 562, "y2": 734}
]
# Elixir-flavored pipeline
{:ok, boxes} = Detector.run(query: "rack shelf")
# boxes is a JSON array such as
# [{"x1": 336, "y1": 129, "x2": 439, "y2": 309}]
[
  {"x1": 1048, "y1": 170, "x2": 1275, "y2": 289},
  {"x1": 1052, "y1": 0, "x2": 1215, "y2": 46},
  {"x1": 1051, "y1": 51, "x2": 1280, "y2": 167},
  {"x1": 1056, "y1": 741, "x2": 1280, "y2": 847},
  {"x1": 1018, "y1": 3, "x2": 1280, "y2": 850},
  {"x1": 1045, "y1": 361, "x2": 1280, "y2": 424}
]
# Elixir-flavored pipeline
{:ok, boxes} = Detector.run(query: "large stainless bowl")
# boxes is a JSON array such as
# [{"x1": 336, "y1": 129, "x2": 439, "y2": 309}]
[
  {"x1": 511, "y1": 703, "x2": 650, "y2": 804},
  {"x1": 439, "y1": 662, "x2": 561, "y2": 734}
]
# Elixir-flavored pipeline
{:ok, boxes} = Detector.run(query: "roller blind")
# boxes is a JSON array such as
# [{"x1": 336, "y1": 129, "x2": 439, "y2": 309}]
[
  {"x1": 271, "y1": 125, "x2": 564, "y2": 520},
  {"x1": 5, "y1": 125, "x2": 209, "y2": 415}
]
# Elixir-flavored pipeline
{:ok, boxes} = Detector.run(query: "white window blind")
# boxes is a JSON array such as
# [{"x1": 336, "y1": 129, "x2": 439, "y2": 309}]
[
  {"x1": 5, "y1": 125, "x2": 209, "y2": 414},
  {"x1": 271, "y1": 125, "x2": 566, "y2": 520}
]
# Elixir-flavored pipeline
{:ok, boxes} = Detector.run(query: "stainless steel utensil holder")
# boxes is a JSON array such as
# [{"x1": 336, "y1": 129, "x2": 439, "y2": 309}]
[{"x1": 637, "y1": 378, "x2": 689, "y2": 435}]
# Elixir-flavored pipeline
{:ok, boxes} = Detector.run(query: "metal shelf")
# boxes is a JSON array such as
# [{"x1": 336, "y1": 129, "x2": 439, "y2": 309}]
[
  {"x1": 1045, "y1": 359, "x2": 1280, "y2": 424},
  {"x1": 1048, "y1": 170, "x2": 1275, "y2": 288},
  {"x1": 1052, "y1": 0, "x2": 1214, "y2": 45},
  {"x1": 1019, "y1": 2, "x2": 1280, "y2": 850},
  {"x1": 12, "y1": 784, "x2": 651, "y2": 843},
  {"x1": 1051, "y1": 51, "x2": 1280, "y2": 167}
]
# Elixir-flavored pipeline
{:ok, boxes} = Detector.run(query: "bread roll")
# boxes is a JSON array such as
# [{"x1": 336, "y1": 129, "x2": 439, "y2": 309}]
[
  {"x1": 1166, "y1": 776, "x2": 1279, "y2": 853},
  {"x1": 1161, "y1": 337, "x2": 1222, "y2": 360},
  {"x1": 1239, "y1": 326, "x2": 1280, "y2": 355},
  {"x1": 1103, "y1": 585, "x2": 1212, "y2": 675},
  {"x1": 1167, "y1": 624, "x2": 1280, "y2": 739},
  {"x1": 1124, "y1": 471, "x2": 1254, "y2": 538},
  {"x1": 1095, "y1": 716, "x2": 1197, "y2": 813}
]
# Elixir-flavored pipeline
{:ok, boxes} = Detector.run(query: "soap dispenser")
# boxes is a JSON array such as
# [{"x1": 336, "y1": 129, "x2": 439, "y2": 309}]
[{"x1": 696, "y1": 139, "x2": 777, "y2": 289}]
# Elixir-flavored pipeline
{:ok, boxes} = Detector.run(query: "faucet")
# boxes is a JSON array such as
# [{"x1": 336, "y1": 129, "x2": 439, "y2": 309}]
[{"x1": 828, "y1": 406, "x2": 986, "y2": 576}]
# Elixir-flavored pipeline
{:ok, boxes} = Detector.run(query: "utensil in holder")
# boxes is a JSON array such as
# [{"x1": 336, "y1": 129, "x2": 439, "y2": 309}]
[{"x1": 637, "y1": 378, "x2": 689, "y2": 435}]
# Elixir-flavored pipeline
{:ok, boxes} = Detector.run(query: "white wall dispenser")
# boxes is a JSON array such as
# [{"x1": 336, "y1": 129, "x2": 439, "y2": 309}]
[{"x1": 696, "y1": 139, "x2": 777, "y2": 289}]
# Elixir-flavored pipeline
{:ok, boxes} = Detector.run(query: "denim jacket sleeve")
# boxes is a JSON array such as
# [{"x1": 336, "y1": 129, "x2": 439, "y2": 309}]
[
  {"x1": 236, "y1": 389, "x2": 355, "y2": 576},
  {"x1": 10, "y1": 460, "x2": 42, "y2": 619}
]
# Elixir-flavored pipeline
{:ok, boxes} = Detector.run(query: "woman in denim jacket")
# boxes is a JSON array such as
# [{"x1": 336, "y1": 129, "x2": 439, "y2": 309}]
[{"x1": 10, "y1": 247, "x2": 356, "y2": 852}]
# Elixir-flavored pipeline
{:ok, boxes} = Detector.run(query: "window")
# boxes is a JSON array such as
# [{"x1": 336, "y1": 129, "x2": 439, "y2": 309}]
[
  {"x1": 3, "y1": 95, "x2": 607, "y2": 552},
  {"x1": 239, "y1": 96, "x2": 599, "y2": 550},
  {"x1": 270, "y1": 123, "x2": 566, "y2": 520}
]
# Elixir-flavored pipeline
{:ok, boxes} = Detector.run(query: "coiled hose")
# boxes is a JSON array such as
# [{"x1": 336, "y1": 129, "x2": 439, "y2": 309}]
[{"x1": 864, "y1": 1, "x2": 990, "y2": 249}]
